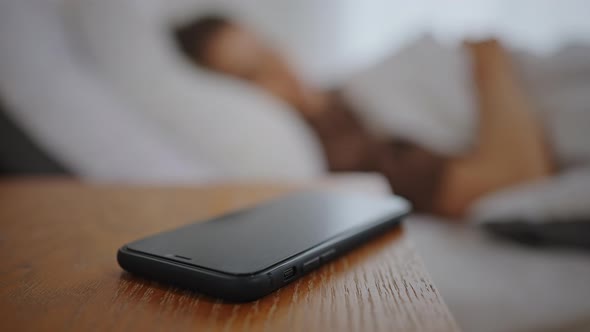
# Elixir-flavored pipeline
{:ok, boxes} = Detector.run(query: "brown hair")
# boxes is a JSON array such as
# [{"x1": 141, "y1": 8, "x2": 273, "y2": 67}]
[{"x1": 173, "y1": 15, "x2": 231, "y2": 65}]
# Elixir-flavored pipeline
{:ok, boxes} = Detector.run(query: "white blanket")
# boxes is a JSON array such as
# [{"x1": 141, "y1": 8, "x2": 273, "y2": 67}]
[{"x1": 343, "y1": 36, "x2": 590, "y2": 223}]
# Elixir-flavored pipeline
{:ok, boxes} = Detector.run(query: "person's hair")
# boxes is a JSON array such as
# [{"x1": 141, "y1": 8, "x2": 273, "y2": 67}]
[{"x1": 173, "y1": 15, "x2": 231, "y2": 65}]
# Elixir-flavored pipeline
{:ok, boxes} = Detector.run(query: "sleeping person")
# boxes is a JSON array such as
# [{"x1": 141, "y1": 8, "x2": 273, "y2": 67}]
[{"x1": 173, "y1": 15, "x2": 589, "y2": 220}]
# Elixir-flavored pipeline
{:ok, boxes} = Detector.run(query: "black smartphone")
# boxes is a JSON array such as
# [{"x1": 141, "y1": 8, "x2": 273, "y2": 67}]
[{"x1": 117, "y1": 191, "x2": 410, "y2": 302}]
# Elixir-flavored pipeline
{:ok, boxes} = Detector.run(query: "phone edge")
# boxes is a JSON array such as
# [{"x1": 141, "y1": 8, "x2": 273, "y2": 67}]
[{"x1": 117, "y1": 212, "x2": 407, "y2": 302}]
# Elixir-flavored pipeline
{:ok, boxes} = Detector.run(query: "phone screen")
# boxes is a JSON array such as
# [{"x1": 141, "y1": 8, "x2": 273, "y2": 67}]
[{"x1": 126, "y1": 192, "x2": 408, "y2": 275}]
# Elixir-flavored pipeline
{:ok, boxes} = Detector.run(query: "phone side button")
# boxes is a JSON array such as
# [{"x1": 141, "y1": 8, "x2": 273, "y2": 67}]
[
  {"x1": 302, "y1": 256, "x2": 320, "y2": 272},
  {"x1": 320, "y1": 249, "x2": 337, "y2": 262}
]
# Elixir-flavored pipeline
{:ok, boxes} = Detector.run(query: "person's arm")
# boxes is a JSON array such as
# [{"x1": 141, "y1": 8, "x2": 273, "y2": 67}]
[{"x1": 434, "y1": 40, "x2": 554, "y2": 218}]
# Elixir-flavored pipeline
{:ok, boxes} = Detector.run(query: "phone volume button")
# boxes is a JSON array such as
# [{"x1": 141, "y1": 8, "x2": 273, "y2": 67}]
[
  {"x1": 302, "y1": 257, "x2": 320, "y2": 272},
  {"x1": 320, "y1": 249, "x2": 337, "y2": 262}
]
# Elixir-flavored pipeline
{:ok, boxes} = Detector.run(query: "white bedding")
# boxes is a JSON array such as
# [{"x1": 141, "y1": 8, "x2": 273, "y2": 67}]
[
  {"x1": 1, "y1": 0, "x2": 326, "y2": 183},
  {"x1": 407, "y1": 216, "x2": 590, "y2": 332},
  {"x1": 70, "y1": 0, "x2": 326, "y2": 181},
  {"x1": 0, "y1": 0, "x2": 220, "y2": 183},
  {"x1": 343, "y1": 37, "x2": 590, "y2": 224}
]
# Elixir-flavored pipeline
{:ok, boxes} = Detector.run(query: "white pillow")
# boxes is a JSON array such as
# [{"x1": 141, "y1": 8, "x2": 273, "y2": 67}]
[
  {"x1": 71, "y1": 0, "x2": 326, "y2": 181},
  {"x1": 342, "y1": 36, "x2": 478, "y2": 155},
  {"x1": 0, "y1": 0, "x2": 217, "y2": 183},
  {"x1": 470, "y1": 167, "x2": 590, "y2": 223}
]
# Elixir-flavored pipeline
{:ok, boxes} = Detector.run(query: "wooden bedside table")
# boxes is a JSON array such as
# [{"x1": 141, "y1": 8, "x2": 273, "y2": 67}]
[{"x1": 0, "y1": 179, "x2": 459, "y2": 332}]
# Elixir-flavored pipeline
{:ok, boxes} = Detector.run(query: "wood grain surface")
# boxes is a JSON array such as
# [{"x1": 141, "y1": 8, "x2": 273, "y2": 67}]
[{"x1": 0, "y1": 179, "x2": 459, "y2": 332}]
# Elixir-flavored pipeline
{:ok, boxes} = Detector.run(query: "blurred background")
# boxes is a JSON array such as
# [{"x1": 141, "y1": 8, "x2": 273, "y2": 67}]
[{"x1": 2, "y1": 0, "x2": 590, "y2": 331}]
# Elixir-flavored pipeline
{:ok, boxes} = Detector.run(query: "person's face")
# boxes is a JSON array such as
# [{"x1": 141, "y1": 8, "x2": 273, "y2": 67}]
[{"x1": 200, "y1": 24, "x2": 307, "y2": 109}]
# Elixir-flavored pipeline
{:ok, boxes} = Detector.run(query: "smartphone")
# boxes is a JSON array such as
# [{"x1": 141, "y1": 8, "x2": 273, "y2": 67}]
[{"x1": 117, "y1": 191, "x2": 410, "y2": 302}]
